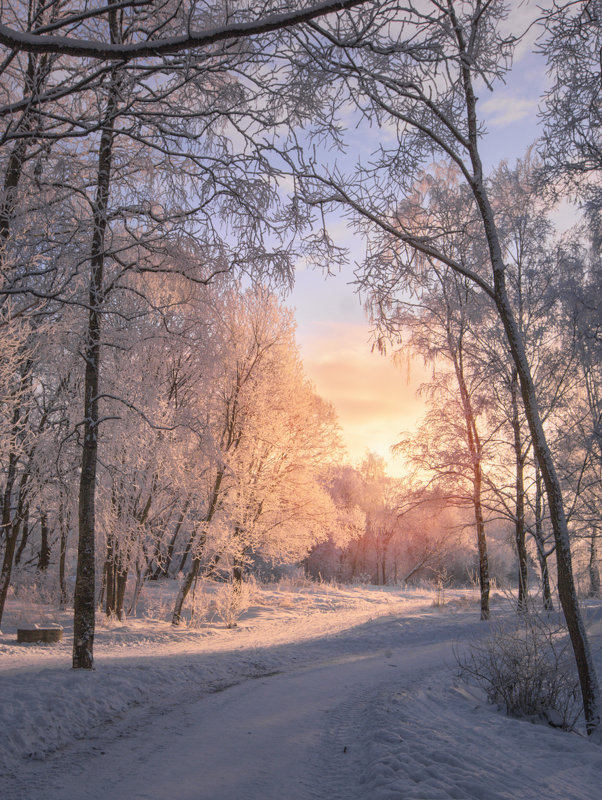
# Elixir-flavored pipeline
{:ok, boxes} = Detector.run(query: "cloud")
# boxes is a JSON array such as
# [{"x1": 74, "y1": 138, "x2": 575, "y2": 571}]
[{"x1": 481, "y1": 96, "x2": 539, "y2": 127}]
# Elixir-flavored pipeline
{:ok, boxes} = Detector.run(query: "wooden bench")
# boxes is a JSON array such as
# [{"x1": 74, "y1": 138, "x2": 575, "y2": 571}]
[{"x1": 17, "y1": 627, "x2": 63, "y2": 644}]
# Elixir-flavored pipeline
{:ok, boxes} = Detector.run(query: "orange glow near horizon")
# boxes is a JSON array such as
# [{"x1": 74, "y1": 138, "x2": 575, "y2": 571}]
[{"x1": 297, "y1": 321, "x2": 429, "y2": 478}]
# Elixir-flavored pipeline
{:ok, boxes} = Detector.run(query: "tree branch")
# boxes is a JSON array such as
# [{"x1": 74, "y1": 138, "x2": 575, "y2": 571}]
[{"x1": 0, "y1": 0, "x2": 371, "y2": 60}]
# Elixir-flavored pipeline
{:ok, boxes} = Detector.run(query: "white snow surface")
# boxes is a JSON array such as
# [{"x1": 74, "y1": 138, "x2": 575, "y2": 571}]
[{"x1": 1, "y1": 582, "x2": 601, "y2": 800}]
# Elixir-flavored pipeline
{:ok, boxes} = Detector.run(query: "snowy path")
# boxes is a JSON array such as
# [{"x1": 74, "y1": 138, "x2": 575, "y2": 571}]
[
  {"x1": 0, "y1": 592, "x2": 602, "y2": 800},
  {"x1": 4, "y1": 601, "x2": 602, "y2": 800},
  {"x1": 4, "y1": 617, "x2": 450, "y2": 800}
]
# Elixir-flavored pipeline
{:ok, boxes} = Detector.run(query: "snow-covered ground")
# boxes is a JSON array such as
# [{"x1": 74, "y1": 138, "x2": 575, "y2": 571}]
[{"x1": 1, "y1": 582, "x2": 601, "y2": 799}]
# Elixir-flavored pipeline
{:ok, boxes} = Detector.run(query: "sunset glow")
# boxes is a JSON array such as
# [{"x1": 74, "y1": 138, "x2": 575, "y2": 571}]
[{"x1": 296, "y1": 318, "x2": 429, "y2": 476}]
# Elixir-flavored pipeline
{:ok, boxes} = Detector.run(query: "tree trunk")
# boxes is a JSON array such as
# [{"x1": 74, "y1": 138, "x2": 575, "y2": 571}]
[
  {"x1": 73, "y1": 67, "x2": 120, "y2": 668},
  {"x1": 473, "y1": 478, "x2": 490, "y2": 621},
  {"x1": 510, "y1": 369, "x2": 528, "y2": 611},
  {"x1": 0, "y1": 471, "x2": 29, "y2": 625},
  {"x1": 172, "y1": 555, "x2": 202, "y2": 625},
  {"x1": 37, "y1": 511, "x2": 50, "y2": 570},
  {"x1": 59, "y1": 503, "x2": 68, "y2": 608},
  {"x1": 448, "y1": 323, "x2": 490, "y2": 621},
  {"x1": 458, "y1": 49, "x2": 601, "y2": 724},
  {"x1": 177, "y1": 529, "x2": 196, "y2": 576},
  {"x1": 14, "y1": 505, "x2": 30, "y2": 565},
  {"x1": 589, "y1": 533, "x2": 600, "y2": 598},
  {"x1": 493, "y1": 269, "x2": 600, "y2": 733},
  {"x1": 104, "y1": 535, "x2": 116, "y2": 616},
  {"x1": 128, "y1": 566, "x2": 145, "y2": 615},
  {"x1": 115, "y1": 568, "x2": 128, "y2": 620},
  {"x1": 534, "y1": 465, "x2": 553, "y2": 611}
]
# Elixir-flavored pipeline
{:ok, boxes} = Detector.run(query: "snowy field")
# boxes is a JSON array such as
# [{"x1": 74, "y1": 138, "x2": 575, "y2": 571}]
[{"x1": 1, "y1": 582, "x2": 601, "y2": 800}]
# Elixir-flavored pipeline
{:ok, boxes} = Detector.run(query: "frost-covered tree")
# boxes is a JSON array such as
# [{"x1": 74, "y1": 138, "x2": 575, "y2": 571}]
[{"x1": 170, "y1": 285, "x2": 341, "y2": 623}]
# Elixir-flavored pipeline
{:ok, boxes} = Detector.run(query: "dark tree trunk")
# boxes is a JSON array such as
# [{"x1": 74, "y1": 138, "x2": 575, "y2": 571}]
[
  {"x1": 510, "y1": 369, "x2": 528, "y2": 611},
  {"x1": 473, "y1": 475, "x2": 490, "y2": 621},
  {"x1": 104, "y1": 535, "x2": 116, "y2": 616},
  {"x1": 37, "y1": 512, "x2": 50, "y2": 570},
  {"x1": 14, "y1": 505, "x2": 30, "y2": 565},
  {"x1": 177, "y1": 529, "x2": 196, "y2": 576},
  {"x1": 59, "y1": 503, "x2": 68, "y2": 607},
  {"x1": 492, "y1": 266, "x2": 600, "y2": 733},
  {"x1": 232, "y1": 541, "x2": 249, "y2": 585},
  {"x1": 0, "y1": 525, "x2": 20, "y2": 626},
  {"x1": 172, "y1": 555, "x2": 203, "y2": 625},
  {"x1": 589, "y1": 533, "x2": 600, "y2": 598},
  {"x1": 73, "y1": 63, "x2": 120, "y2": 669},
  {"x1": 0, "y1": 473, "x2": 29, "y2": 625}
]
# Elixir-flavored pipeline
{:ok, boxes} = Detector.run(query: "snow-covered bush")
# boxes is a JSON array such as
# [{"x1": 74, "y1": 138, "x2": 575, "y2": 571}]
[
  {"x1": 456, "y1": 613, "x2": 581, "y2": 730},
  {"x1": 352, "y1": 572, "x2": 372, "y2": 586},
  {"x1": 275, "y1": 573, "x2": 315, "y2": 592},
  {"x1": 11, "y1": 571, "x2": 61, "y2": 610},
  {"x1": 214, "y1": 580, "x2": 254, "y2": 628},
  {"x1": 186, "y1": 581, "x2": 212, "y2": 628},
  {"x1": 431, "y1": 567, "x2": 451, "y2": 607}
]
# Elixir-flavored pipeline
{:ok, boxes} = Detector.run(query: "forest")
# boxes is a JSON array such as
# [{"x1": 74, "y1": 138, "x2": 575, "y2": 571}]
[{"x1": 0, "y1": 0, "x2": 600, "y2": 747}]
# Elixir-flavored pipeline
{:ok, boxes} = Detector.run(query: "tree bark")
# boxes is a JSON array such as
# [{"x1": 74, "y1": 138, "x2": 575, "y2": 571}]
[
  {"x1": 59, "y1": 502, "x2": 68, "y2": 607},
  {"x1": 14, "y1": 505, "x2": 30, "y2": 566},
  {"x1": 534, "y1": 465, "x2": 554, "y2": 611},
  {"x1": 115, "y1": 568, "x2": 128, "y2": 620},
  {"x1": 589, "y1": 532, "x2": 600, "y2": 597},
  {"x1": 72, "y1": 58, "x2": 120, "y2": 668},
  {"x1": 104, "y1": 534, "x2": 116, "y2": 616},
  {"x1": 510, "y1": 369, "x2": 528, "y2": 611},
  {"x1": 37, "y1": 511, "x2": 50, "y2": 570}
]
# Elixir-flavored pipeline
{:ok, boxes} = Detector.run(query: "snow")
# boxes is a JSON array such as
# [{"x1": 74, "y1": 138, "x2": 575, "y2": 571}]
[{"x1": 1, "y1": 582, "x2": 601, "y2": 800}]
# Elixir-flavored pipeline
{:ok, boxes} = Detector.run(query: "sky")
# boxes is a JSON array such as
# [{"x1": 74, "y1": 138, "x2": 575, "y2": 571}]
[{"x1": 288, "y1": 2, "x2": 549, "y2": 477}]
